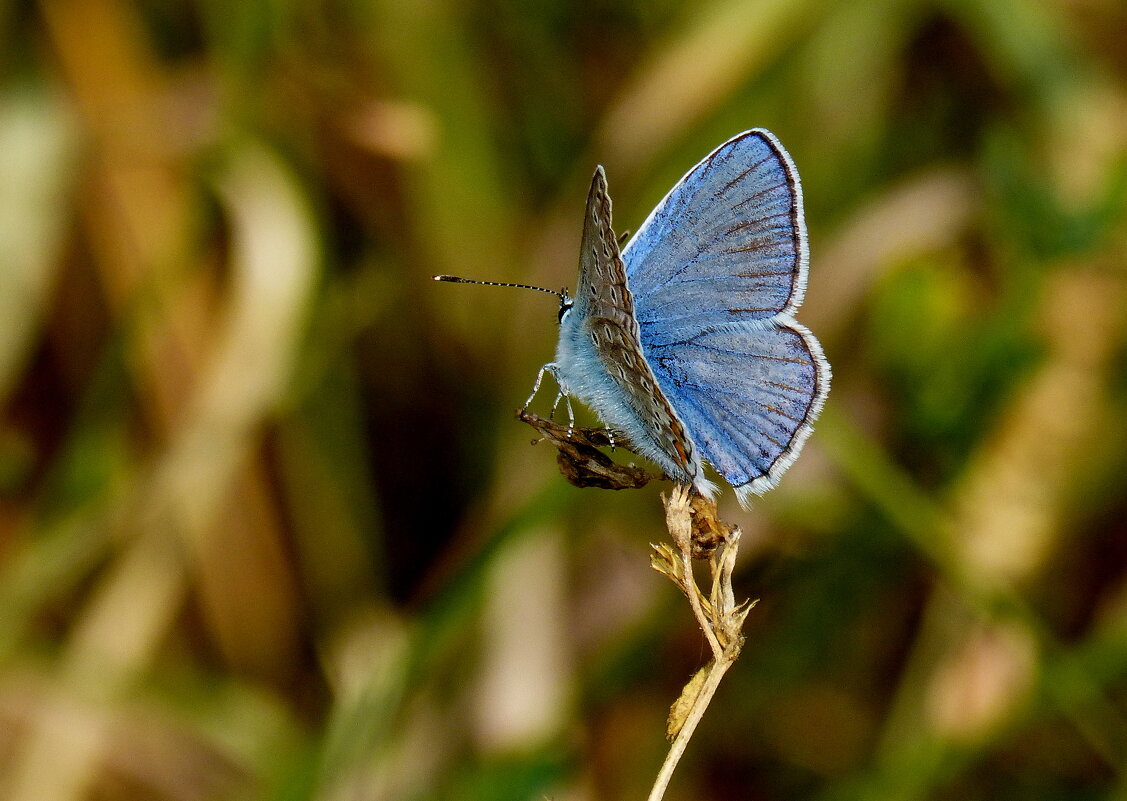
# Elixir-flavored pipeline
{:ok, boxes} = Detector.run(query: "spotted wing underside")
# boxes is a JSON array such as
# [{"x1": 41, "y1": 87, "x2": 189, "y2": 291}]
[{"x1": 574, "y1": 167, "x2": 701, "y2": 484}]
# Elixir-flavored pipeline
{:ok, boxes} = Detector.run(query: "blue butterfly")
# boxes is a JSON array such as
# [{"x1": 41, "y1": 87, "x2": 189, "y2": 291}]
[
  {"x1": 437, "y1": 130, "x2": 829, "y2": 507},
  {"x1": 537, "y1": 130, "x2": 829, "y2": 507}
]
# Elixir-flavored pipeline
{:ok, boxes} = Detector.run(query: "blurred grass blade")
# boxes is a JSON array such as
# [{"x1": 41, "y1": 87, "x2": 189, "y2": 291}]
[
  {"x1": 597, "y1": 0, "x2": 824, "y2": 175},
  {"x1": 0, "y1": 88, "x2": 75, "y2": 402}
]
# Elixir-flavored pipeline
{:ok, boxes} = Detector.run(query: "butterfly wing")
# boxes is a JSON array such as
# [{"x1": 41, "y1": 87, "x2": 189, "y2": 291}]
[
  {"x1": 626, "y1": 130, "x2": 830, "y2": 502},
  {"x1": 645, "y1": 321, "x2": 828, "y2": 505},
  {"x1": 625, "y1": 130, "x2": 808, "y2": 345},
  {"x1": 561, "y1": 167, "x2": 711, "y2": 493}
]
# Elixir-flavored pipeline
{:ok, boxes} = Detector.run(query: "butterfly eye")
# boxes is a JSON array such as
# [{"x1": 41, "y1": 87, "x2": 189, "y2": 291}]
[{"x1": 557, "y1": 298, "x2": 574, "y2": 323}]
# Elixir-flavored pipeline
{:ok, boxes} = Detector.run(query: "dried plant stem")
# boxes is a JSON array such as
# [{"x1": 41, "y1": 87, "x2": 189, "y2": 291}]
[
  {"x1": 647, "y1": 647, "x2": 739, "y2": 801},
  {"x1": 680, "y1": 542, "x2": 724, "y2": 659},
  {"x1": 648, "y1": 486, "x2": 752, "y2": 801}
]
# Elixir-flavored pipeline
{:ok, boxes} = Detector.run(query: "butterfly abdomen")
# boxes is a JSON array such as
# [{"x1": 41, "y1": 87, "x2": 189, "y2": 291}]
[{"x1": 554, "y1": 306, "x2": 709, "y2": 494}]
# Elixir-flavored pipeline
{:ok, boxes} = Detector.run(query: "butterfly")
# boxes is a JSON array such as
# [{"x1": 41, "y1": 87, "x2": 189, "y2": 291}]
[{"x1": 439, "y1": 130, "x2": 830, "y2": 507}]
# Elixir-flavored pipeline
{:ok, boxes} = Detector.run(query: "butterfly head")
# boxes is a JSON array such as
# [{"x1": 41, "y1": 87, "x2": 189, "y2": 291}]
[{"x1": 557, "y1": 289, "x2": 573, "y2": 323}]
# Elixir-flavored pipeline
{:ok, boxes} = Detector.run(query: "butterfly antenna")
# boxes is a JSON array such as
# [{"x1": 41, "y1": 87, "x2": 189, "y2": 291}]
[{"x1": 434, "y1": 274, "x2": 566, "y2": 300}]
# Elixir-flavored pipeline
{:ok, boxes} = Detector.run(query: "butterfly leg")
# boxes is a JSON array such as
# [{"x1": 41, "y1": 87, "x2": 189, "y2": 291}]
[
  {"x1": 523, "y1": 363, "x2": 578, "y2": 437},
  {"x1": 543, "y1": 389, "x2": 578, "y2": 437},
  {"x1": 523, "y1": 363, "x2": 559, "y2": 410},
  {"x1": 562, "y1": 393, "x2": 576, "y2": 437}
]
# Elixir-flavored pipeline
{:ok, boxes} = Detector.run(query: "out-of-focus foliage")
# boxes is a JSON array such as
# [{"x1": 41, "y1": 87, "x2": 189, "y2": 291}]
[{"x1": 0, "y1": 0, "x2": 1125, "y2": 799}]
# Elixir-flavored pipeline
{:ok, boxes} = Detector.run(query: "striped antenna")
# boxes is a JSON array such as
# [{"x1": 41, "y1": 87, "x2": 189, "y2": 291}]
[{"x1": 434, "y1": 274, "x2": 566, "y2": 300}]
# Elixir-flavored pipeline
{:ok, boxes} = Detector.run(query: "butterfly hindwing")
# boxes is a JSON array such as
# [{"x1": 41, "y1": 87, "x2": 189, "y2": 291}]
[{"x1": 646, "y1": 318, "x2": 829, "y2": 503}]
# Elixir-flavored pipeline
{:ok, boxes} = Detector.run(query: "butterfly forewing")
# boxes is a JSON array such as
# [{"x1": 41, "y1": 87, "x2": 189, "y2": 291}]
[
  {"x1": 626, "y1": 130, "x2": 808, "y2": 346},
  {"x1": 575, "y1": 168, "x2": 701, "y2": 483}
]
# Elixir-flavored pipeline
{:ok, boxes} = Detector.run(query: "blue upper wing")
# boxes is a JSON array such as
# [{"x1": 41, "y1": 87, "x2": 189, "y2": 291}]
[
  {"x1": 624, "y1": 130, "x2": 829, "y2": 502},
  {"x1": 624, "y1": 130, "x2": 808, "y2": 346}
]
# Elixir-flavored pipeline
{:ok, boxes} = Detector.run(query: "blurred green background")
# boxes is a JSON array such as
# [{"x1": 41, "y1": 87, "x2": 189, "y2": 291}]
[{"x1": 1, "y1": 0, "x2": 1126, "y2": 799}]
